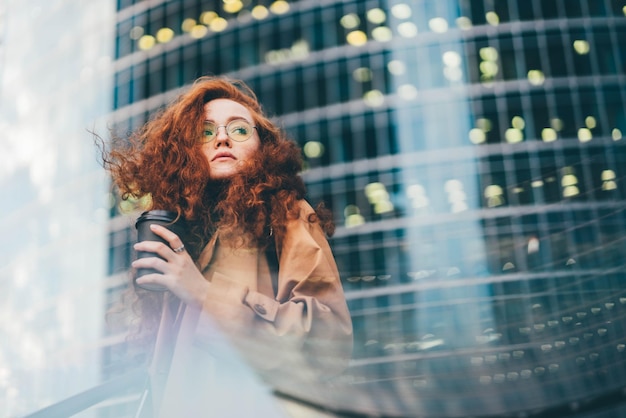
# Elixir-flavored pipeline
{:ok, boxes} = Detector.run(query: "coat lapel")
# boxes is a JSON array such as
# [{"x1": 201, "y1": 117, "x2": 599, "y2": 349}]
[{"x1": 196, "y1": 232, "x2": 219, "y2": 273}]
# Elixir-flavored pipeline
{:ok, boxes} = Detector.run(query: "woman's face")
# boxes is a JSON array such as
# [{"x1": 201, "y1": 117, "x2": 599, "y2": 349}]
[{"x1": 201, "y1": 98, "x2": 261, "y2": 180}]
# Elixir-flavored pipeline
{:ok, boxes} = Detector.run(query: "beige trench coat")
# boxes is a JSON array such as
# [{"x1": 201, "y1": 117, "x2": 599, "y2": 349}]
[{"x1": 146, "y1": 200, "x2": 353, "y2": 417}]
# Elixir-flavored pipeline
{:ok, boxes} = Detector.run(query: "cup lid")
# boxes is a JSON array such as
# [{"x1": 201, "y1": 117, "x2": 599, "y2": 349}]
[{"x1": 135, "y1": 210, "x2": 181, "y2": 226}]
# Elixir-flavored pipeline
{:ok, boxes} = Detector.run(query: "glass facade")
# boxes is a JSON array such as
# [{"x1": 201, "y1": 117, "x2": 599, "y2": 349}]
[
  {"x1": 0, "y1": 0, "x2": 114, "y2": 416},
  {"x1": 105, "y1": 0, "x2": 626, "y2": 416}
]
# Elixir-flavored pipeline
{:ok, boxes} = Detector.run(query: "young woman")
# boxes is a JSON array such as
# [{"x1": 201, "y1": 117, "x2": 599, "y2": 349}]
[{"x1": 103, "y1": 76, "x2": 353, "y2": 415}]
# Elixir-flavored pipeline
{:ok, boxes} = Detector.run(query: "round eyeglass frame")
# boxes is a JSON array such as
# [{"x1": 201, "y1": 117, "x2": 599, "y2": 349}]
[{"x1": 201, "y1": 119, "x2": 257, "y2": 143}]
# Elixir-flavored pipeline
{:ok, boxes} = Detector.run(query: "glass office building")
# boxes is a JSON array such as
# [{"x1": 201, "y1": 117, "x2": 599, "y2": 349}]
[{"x1": 105, "y1": 0, "x2": 626, "y2": 416}]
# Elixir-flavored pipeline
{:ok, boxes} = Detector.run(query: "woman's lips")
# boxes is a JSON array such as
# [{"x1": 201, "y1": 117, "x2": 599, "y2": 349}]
[{"x1": 212, "y1": 152, "x2": 235, "y2": 161}]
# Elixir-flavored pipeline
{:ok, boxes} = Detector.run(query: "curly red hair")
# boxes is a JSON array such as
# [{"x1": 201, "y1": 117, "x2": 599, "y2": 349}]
[{"x1": 103, "y1": 76, "x2": 333, "y2": 253}]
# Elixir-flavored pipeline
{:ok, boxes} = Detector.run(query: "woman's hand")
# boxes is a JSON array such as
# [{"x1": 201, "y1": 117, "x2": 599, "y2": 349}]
[{"x1": 132, "y1": 224, "x2": 210, "y2": 307}]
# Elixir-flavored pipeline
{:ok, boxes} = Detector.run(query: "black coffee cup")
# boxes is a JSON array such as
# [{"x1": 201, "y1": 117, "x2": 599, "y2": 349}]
[{"x1": 135, "y1": 210, "x2": 189, "y2": 291}]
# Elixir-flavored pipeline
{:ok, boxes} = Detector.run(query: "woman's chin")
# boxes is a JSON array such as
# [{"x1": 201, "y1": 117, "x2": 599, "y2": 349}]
[{"x1": 209, "y1": 169, "x2": 236, "y2": 181}]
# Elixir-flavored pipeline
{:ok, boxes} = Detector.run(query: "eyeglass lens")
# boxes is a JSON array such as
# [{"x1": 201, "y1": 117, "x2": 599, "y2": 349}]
[{"x1": 202, "y1": 119, "x2": 255, "y2": 142}]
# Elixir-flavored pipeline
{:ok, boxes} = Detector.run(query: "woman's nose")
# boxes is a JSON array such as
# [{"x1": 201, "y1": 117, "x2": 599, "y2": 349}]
[{"x1": 214, "y1": 126, "x2": 231, "y2": 146}]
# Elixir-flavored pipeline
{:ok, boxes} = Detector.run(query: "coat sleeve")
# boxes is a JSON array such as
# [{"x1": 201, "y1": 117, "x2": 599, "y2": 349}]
[{"x1": 194, "y1": 201, "x2": 353, "y2": 381}]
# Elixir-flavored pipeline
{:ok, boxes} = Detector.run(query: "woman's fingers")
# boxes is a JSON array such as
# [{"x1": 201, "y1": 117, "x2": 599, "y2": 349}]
[
  {"x1": 134, "y1": 242, "x2": 186, "y2": 263},
  {"x1": 132, "y1": 255, "x2": 169, "y2": 272},
  {"x1": 135, "y1": 271, "x2": 167, "y2": 288},
  {"x1": 132, "y1": 252, "x2": 180, "y2": 289},
  {"x1": 150, "y1": 224, "x2": 185, "y2": 252},
  {"x1": 134, "y1": 240, "x2": 171, "y2": 258}
]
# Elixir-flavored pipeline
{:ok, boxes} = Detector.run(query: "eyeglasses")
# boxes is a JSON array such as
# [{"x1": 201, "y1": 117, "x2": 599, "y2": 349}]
[{"x1": 201, "y1": 119, "x2": 257, "y2": 143}]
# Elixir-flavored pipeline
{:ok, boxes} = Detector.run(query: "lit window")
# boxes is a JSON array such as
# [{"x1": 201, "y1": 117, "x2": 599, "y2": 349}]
[
  {"x1": 485, "y1": 11, "x2": 500, "y2": 25},
  {"x1": 303, "y1": 141, "x2": 324, "y2": 158},
  {"x1": 505, "y1": 128, "x2": 523, "y2": 143},
  {"x1": 479, "y1": 47, "x2": 499, "y2": 81},
  {"x1": 480, "y1": 376, "x2": 492, "y2": 384},
  {"x1": 352, "y1": 67, "x2": 372, "y2": 82},
  {"x1": 363, "y1": 90, "x2": 384, "y2": 107},
  {"x1": 477, "y1": 118, "x2": 492, "y2": 132},
  {"x1": 585, "y1": 116, "x2": 596, "y2": 129},
  {"x1": 210, "y1": 17, "x2": 228, "y2": 32},
  {"x1": 156, "y1": 28, "x2": 174, "y2": 43},
  {"x1": 428, "y1": 17, "x2": 448, "y2": 33},
  {"x1": 469, "y1": 128, "x2": 486, "y2": 144},
  {"x1": 446, "y1": 179, "x2": 468, "y2": 212},
  {"x1": 367, "y1": 8, "x2": 386, "y2": 24},
  {"x1": 602, "y1": 180, "x2": 617, "y2": 192},
  {"x1": 573, "y1": 40, "x2": 590, "y2": 55},
  {"x1": 344, "y1": 205, "x2": 365, "y2": 227},
  {"x1": 601, "y1": 170, "x2": 617, "y2": 190},
  {"x1": 129, "y1": 26, "x2": 144, "y2": 40},
  {"x1": 270, "y1": 1, "x2": 290, "y2": 15},
  {"x1": 612, "y1": 128, "x2": 623, "y2": 141},
  {"x1": 561, "y1": 173, "x2": 579, "y2": 197},
  {"x1": 200, "y1": 11, "x2": 218, "y2": 24},
  {"x1": 224, "y1": 0, "x2": 244, "y2": 14},
  {"x1": 601, "y1": 170, "x2": 615, "y2": 183},
  {"x1": 346, "y1": 30, "x2": 367, "y2": 46},
  {"x1": 562, "y1": 186, "x2": 580, "y2": 197},
  {"x1": 484, "y1": 184, "x2": 504, "y2": 207},
  {"x1": 456, "y1": 16, "x2": 472, "y2": 29},
  {"x1": 479, "y1": 47, "x2": 498, "y2": 61},
  {"x1": 407, "y1": 184, "x2": 429, "y2": 208},
  {"x1": 387, "y1": 60, "x2": 406, "y2": 75},
  {"x1": 181, "y1": 18, "x2": 196, "y2": 32},
  {"x1": 365, "y1": 182, "x2": 394, "y2": 214},
  {"x1": 541, "y1": 128, "x2": 557, "y2": 142},
  {"x1": 494, "y1": 368, "x2": 510, "y2": 380},
  {"x1": 551, "y1": 118, "x2": 563, "y2": 131},
  {"x1": 471, "y1": 357, "x2": 485, "y2": 366},
  {"x1": 397, "y1": 22, "x2": 418, "y2": 37},
  {"x1": 480, "y1": 61, "x2": 498, "y2": 78},
  {"x1": 290, "y1": 39, "x2": 309, "y2": 60},
  {"x1": 340, "y1": 13, "x2": 360, "y2": 29},
  {"x1": 391, "y1": 4, "x2": 412, "y2": 19},
  {"x1": 265, "y1": 40, "x2": 309, "y2": 64},
  {"x1": 251, "y1": 5, "x2": 269, "y2": 19},
  {"x1": 265, "y1": 50, "x2": 288, "y2": 64},
  {"x1": 398, "y1": 84, "x2": 418, "y2": 100},
  {"x1": 372, "y1": 26, "x2": 393, "y2": 42},
  {"x1": 190, "y1": 25, "x2": 208, "y2": 38},
  {"x1": 527, "y1": 70, "x2": 545, "y2": 86},
  {"x1": 512, "y1": 116, "x2": 525, "y2": 130},
  {"x1": 442, "y1": 51, "x2": 461, "y2": 67},
  {"x1": 578, "y1": 128, "x2": 592, "y2": 142},
  {"x1": 502, "y1": 262, "x2": 515, "y2": 271},
  {"x1": 137, "y1": 35, "x2": 156, "y2": 50}
]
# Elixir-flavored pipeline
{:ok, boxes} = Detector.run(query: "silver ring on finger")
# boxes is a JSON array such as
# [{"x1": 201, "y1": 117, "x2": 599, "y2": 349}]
[{"x1": 173, "y1": 244, "x2": 185, "y2": 253}]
